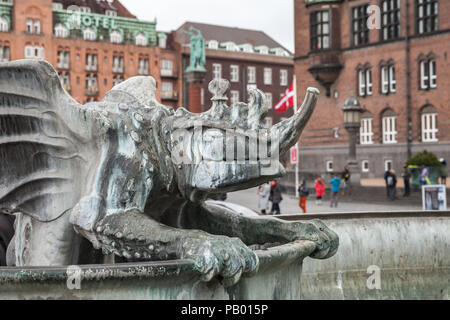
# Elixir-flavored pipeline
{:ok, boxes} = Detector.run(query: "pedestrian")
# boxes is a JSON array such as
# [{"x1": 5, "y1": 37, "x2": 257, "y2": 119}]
[
  {"x1": 269, "y1": 180, "x2": 283, "y2": 215},
  {"x1": 329, "y1": 173, "x2": 341, "y2": 208},
  {"x1": 421, "y1": 166, "x2": 430, "y2": 185},
  {"x1": 439, "y1": 159, "x2": 448, "y2": 186},
  {"x1": 257, "y1": 182, "x2": 271, "y2": 215},
  {"x1": 384, "y1": 169, "x2": 390, "y2": 198},
  {"x1": 298, "y1": 179, "x2": 309, "y2": 214},
  {"x1": 401, "y1": 163, "x2": 411, "y2": 197},
  {"x1": 314, "y1": 175, "x2": 325, "y2": 205},
  {"x1": 385, "y1": 169, "x2": 397, "y2": 201},
  {"x1": 341, "y1": 165, "x2": 351, "y2": 196}
]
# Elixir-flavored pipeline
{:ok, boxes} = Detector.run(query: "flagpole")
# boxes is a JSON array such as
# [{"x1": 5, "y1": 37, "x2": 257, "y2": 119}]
[{"x1": 293, "y1": 75, "x2": 299, "y2": 199}]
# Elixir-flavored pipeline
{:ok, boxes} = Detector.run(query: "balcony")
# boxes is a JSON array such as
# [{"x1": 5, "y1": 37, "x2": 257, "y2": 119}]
[
  {"x1": 161, "y1": 69, "x2": 178, "y2": 79},
  {"x1": 112, "y1": 66, "x2": 124, "y2": 74},
  {"x1": 85, "y1": 87, "x2": 99, "y2": 96},
  {"x1": 307, "y1": 51, "x2": 343, "y2": 97},
  {"x1": 161, "y1": 91, "x2": 178, "y2": 101},
  {"x1": 85, "y1": 65, "x2": 98, "y2": 72}
]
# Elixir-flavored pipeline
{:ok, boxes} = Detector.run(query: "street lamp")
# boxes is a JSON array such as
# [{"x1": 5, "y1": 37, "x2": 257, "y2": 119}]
[{"x1": 342, "y1": 92, "x2": 362, "y2": 185}]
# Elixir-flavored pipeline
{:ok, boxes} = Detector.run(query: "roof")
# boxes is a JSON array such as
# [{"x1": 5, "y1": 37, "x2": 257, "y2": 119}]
[
  {"x1": 176, "y1": 21, "x2": 292, "y2": 55},
  {"x1": 55, "y1": 0, "x2": 136, "y2": 18}
]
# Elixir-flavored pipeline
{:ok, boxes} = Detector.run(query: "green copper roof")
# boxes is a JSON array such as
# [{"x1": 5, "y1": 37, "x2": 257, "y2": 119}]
[{"x1": 53, "y1": 9, "x2": 157, "y2": 45}]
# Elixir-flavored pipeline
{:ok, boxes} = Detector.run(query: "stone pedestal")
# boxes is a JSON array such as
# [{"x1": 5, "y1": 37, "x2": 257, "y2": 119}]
[{"x1": 185, "y1": 70, "x2": 206, "y2": 114}]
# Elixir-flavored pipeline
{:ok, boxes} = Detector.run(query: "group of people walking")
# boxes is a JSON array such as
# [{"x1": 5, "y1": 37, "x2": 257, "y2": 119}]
[{"x1": 257, "y1": 180, "x2": 283, "y2": 215}]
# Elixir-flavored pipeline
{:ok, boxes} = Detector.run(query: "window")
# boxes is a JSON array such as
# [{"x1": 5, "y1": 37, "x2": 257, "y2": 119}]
[
  {"x1": 241, "y1": 44, "x2": 253, "y2": 53},
  {"x1": 225, "y1": 42, "x2": 237, "y2": 51},
  {"x1": 257, "y1": 46, "x2": 269, "y2": 55},
  {"x1": 0, "y1": 45, "x2": 10, "y2": 62},
  {"x1": 264, "y1": 68, "x2": 272, "y2": 85},
  {"x1": 326, "y1": 160, "x2": 334, "y2": 172},
  {"x1": 54, "y1": 23, "x2": 68, "y2": 38},
  {"x1": 105, "y1": 10, "x2": 117, "y2": 17},
  {"x1": 310, "y1": 10, "x2": 330, "y2": 51},
  {"x1": 86, "y1": 74, "x2": 98, "y2": 92},
  {"x1": 83, "y1": 28, "x2": 96, "y2": 41},
  {"x1": 230, "y1": 65, "x2": 239, "y2": 82},
  {"x1": 86, "y1": 54, "x2": 98, "y2": 71},
  {"x1": 381, "y1": 0, "x2": 401, "y2": 41},
  {"x1": 58, "y1": 71, "x2": 70, "y2": 91},
  {"x1": 265, "y1": 93, "x2": 273, "y2": 109},
  {"x1": 158, "y1": 36, "x2": 167, "y2": 49},
  {"x1": 385, "y1": 160, "x2": 393, "y2": 172},
  {"x1": 80, "y1": 7, "x2": 91, "y2": 13},
  {"x1": 113, "y1": 75, "x2": 124, "y2": 86},
  {"x1": 274, "y1": 48, "x2": 288, "y2": 56},
  {"x1": 212, "y1": 64, "x2": 222, "y2": 79},
  {"x1": 230, "y1": 90, "x2": 239, "y2": 105},
  {"x1": 362, "y1": 160, "x2": 370, "y2": 173},
  {"x1": 136, "y1": 33, "x2": 148, "y2": 46},
  {"x1": 0, "y1": 16, "x2": 8, "y2": 32},
  {"x1": 26, "y1": 19, "x2": 33, "y2": 33},
  {"x1": 57, "y1": 51, "x2": 70, "y2": 69},
  {"x1": 161, "y1": 82, "x2": 173, "y2": 99},
  {"x1": 416, "y1": 0, "x2": 438, "y2": 34},
  {"x1": 161, "y1": 60, "x2": 173, "y2": 76},
  {"x1": 360, "y1": 115, "x2": 374, "y2": 145},
  {"x1": 110, "y1": 30, "x2": 122, "y2": 44},
  {"x1": 138, "y1": 58, "x2": 149, "y2": 75},
  {"x1": 382, "y1": 110, "x2": 397, "y2": 144},
  {"x1": 247, "y1": 67, "x2": 256, "y2": 83},
  {"x1": 25, "y1": 46, "x2": 44, "y2": 59},
  {"x1": 358, "y1": 65, "x2": 372, "y2": 97},
  {"x1": 112, "y1": 56, "x2": 124, "y2": 73},
  {"x1": 421, "y1": 106, "x2": 438, "y2": 142},
  {"x1": 53, "y1": 3, "x2": 63, "y2": 10},
  {"x1": 419, "y1": 57, "x2": 437, "y2": 90},
  {"x1": 352, "y1": 4, "x2": 370, "y2": 46},
  {"x1": 280, "y1": 69, "x2": 288, "y2": 86},
  {"x1": 208, "y1": 40, "x2": 218, "y2": 50},
  {"x1": 380, "y1": 62, "x2": 396, "y2": 94},
  {"x1": 34, "y1": 20, "x2": 40, "y2": 34}
]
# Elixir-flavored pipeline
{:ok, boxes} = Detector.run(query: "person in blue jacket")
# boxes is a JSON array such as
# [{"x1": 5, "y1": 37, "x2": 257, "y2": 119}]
[{"x1": 329, "y1": 173, "x2": 341, "y2": 208}]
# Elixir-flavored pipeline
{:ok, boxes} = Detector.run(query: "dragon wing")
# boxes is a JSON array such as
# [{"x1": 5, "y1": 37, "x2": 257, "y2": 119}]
[{"x1": 0, "y1": 60, "x2": 107, "y2": 222}]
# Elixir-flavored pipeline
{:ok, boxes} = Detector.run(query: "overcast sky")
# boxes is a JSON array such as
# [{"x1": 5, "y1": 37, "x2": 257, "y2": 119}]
[{"x1": 120, "y1": 0, "x2": 294, "y2": 52}]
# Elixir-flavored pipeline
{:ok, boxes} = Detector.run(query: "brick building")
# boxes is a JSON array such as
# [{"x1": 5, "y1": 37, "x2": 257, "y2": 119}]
[
  {"x1": 0, "y1": 0, "x2": 182, "y2": 107},
  {"x1": 294, "y1": 0, "x2": 450, "y2": 178},
  {"x1": 176, "y1": 22, "x2": 295, "y2": 126}
]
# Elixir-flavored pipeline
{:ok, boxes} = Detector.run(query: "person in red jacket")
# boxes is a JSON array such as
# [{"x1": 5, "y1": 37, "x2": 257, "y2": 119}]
[{"x1": 314, "y1": 175, "x2": 326, "y2": 206}]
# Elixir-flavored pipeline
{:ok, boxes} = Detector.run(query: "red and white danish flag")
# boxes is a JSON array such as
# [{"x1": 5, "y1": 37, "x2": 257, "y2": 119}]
[{"x1": 274, "y1": 81, "x2": 295, "y2": 114}]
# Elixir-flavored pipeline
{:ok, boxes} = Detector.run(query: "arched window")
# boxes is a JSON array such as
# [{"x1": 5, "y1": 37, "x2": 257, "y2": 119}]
[
  {"x1": 83, "y1": 28, "x2": 96, "y2": 41},
  {"x1": 54, "y1": 23, "x2": 68, "y2": 38},
  {"x1": 136, "y1": 33, "x2": 147, "y2": 46},
  {"x1": 381, "y1": 109, "x2": 397, "y2": 144},
  {"x1": 360, "y1": 111, "x2": 374, "y2": 145},
  {"x1": 421, "y1": 105, "x2": 438, "y2": 142},
  {"x1": 110, "y1": 30, "x2": 122, "y2": 44},
  {"x1": 0, "y1": 16, "x2": 8, "y2": 32}
]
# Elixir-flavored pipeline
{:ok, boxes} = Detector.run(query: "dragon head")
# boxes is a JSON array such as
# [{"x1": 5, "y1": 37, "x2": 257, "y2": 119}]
[{"x1": 163, "y1": 79, "x2": 319, "y2": 202}]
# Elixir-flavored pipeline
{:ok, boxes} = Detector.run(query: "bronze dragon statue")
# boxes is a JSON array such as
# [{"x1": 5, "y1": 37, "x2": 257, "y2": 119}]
[{"x1": 0, "y1": 60, "x2": 338, "y2": 287}]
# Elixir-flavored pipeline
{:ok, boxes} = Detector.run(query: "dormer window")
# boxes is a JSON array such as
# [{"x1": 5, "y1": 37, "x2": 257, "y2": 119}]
[
  {"x1": 105, "y1": 10, "x2": 117, "y2": 17},
  {"x1": 83, "y1": 28, "x2": 96, "y2": 41},
  {"x1": 80, "y1": 7, "x2": 91, "y2": 13},
  {"x1": 272, "y1": 48, "x2": 288, "y2": 56},
  {"x1": 158, "y1": 33, "x2": 167, "y2": 49},
  {"x1": 110, "y1": 30, "x2": 122, "y2": 44},
  {"x1": 54, "y1": 23, "x2": 68, "y2": 38},
  {"x1": 257, "y1": 46, "x2": 269, "y2": 55},
  {"x1": 52, "y1": 3, "x2": 63, "y2": 10},
  {"x1": 136, "y1": 33, "x2": 148, "y2": 46},
  {"x1": 241, "y1": 44, "x2": 253, "y2": 53},
  {"x1": 208, "y1": 40, "x2": 218, "y2": 49},
  {"x1": 224, "y1": 42, "x2": 237, "y2": 51}
]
